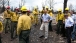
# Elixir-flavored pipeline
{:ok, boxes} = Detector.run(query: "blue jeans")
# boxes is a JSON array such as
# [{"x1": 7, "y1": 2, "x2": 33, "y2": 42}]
[{"x1": 72, "y1": 24, "x2": 76, "y2": 40}]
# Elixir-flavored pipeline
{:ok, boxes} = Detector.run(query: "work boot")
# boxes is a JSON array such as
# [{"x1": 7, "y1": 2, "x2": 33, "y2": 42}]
[{"x1": 39, "y1": 35, "x2": 44, "y2": 38}]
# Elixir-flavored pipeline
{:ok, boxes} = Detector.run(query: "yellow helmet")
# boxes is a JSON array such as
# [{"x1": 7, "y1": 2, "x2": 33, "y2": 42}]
[
  {"x1": 21, "y1": 6, "x2": 27, "y2": 11},
  {"x1": 45, "y1": 6, "x2": 48, "y2": 8},
  {"x1": 65, "y1": 8, "x2": 69, "y2": 10},
  {"x1": 58, "y1": 9, "x2": 62, "y2": 11}
]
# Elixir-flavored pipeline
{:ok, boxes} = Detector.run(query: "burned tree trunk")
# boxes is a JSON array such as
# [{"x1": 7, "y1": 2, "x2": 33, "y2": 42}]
[{"x1": 64, "y1": 0, "x2": 68, "y2": 13}]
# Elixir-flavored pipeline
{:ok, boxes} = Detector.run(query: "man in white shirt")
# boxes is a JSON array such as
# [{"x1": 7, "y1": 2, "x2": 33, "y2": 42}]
[
  {"x1": 64, "y1": 14, "x2": 74, "y2": 43},
  {"x1": 39, "y1": 10, "x2": 52, "y2": 40}
]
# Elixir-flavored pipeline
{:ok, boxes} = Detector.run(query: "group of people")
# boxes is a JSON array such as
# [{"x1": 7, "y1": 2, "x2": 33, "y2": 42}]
[
  {"x1": 0, "y1": 6, "x2": 33, "y2": 43},
  {"x1": 39, "y1": 7, "x2": 76, "y2": 43},
  {"x1": 0, "y1": 5, "x2": 76, "y2": 43},
  {"x1": 56, "y1": 8, "x2": 76, "y2": 43}
]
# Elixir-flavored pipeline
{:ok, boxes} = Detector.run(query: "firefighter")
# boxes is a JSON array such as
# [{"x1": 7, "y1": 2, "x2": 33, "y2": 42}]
[
  {"x1": 3, "y1": 6, "x2": 11, "y2": 34},
  {"x1": 33, "y1": 7, "x2": 39, "y2": 26},
  {"x1": 8, "y1": 8, "x2": 19, "y2": 41},
  {"x1": 65, "y1": 8, "x2": 71, "y2": 16},
  {"x1": 27, "y1": 10, "x2": 34, "y2": 24},
  {"x1": 56, "y1": 9, "x2": 64, "y2": 35},
  {"x1": 45, "y1": 6, "x2": 49, "y2": 13},
  {"x1": 17, "y1": 6, "x2": 31, "y2": 43},
  {"x1": 0, "y1": 21, "x2": 3, "y2": 43},
  {"x1": 48, "y1": 9, "x2": 53, "y2": 31}
]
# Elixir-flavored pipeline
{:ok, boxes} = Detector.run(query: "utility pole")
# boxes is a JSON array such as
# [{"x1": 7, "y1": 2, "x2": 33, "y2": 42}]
[{"x1": 64, "y1": 0, "x2": 68, "y2": 13}]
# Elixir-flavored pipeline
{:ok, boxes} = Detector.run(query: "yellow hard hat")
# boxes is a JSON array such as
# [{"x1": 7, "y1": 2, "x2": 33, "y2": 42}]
[
  {"x1": 45, "y1": 6, "x2": 48, "y2": 8},
  {"x1": 65, "y1": 8, "x2": 69, "y2": 10},
  {"x1": 58, "y1": 9, "x2": 62, "y2": 11},
  {"x1": 21, "y1": 6, "x2": 27, "y2": 11}
]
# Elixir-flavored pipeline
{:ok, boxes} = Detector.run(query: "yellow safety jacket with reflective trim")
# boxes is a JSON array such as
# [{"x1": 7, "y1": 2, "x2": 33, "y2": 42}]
[
  {"x1": 3, "y1": 10, "x2": 11, "y2": 18},
  {"x1": 17, "y1": 14, "x2": 31, "y2": 35},
  {"x1": 11, "y1": 12, "x2": 19, "y2": 21},
  {"x1": 7, "y1": 11, "x2": 19, "y2": 21},
  {"x1": 56, "y1": 13, "x2": 64, "y2": 22},
  {"x1": 33, "y1": 10, "x2": 39, "y2": 15}
]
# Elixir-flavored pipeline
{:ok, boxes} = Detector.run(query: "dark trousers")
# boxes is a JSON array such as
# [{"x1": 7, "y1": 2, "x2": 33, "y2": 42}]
[
  {"x1": 5, "y1": 18, "x2": 11, "y2": 33},
  {"x1": 71, "y1": 26, "x2": 73, "y2": 33},
  {"x1": 0, "y1": 34, "x2": 2, "y2": 43},
  {"x1": 40, "y1": 19, "x2": 42, "y2": 24},
  {"x1": 19, "y1": 30, "x2": 30, "y2": 43},
  {"x1": 61, "y1": 24, "x2": 66, "y2": 37},
  {"x1": 57, "y1": 20, "x2": 63, "y2": 35},
  {"x1": 49, "y1": 20, "x2": 52, "y2": 31},
  {"x1": 65, "y1": 27, "x2": 73, "y2": 43},
  {"x1": 11, "y1": 21, "x2": 17, "y2": 39}
]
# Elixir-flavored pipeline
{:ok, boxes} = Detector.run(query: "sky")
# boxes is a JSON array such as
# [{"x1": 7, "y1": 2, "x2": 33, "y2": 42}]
[{"x1": 9, "y1": 0, "x2": 76, "y2": 11}]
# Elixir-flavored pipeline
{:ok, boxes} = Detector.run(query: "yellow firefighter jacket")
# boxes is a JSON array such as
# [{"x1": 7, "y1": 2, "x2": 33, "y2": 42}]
[
  {"x1": 7, "y1": 11, "x2": 19, "y2": 21},
  {"x1": 10, "y1": 12, "x2": 19, "y2": 21},
  {"x1": 3, "y1": 10, "x2": 11, "y2": 18},
  {"x1": 65, "y1": 13, "x2": 71, "y2": 17},
  {"x1": 49, "y1": 12, "x2": 53, "y2": 17},
  {"x1": 29, "y1": 14, "x2": 34, "y2": 23},
  {"x1": 0, "y1": 21, "x2": 3, "y2": 33},
  {"x1": 33, "y1": 10, "x2": 39, "y2": 15},
  {"x1": 17, "y1": 14, "x2": 31, "y2": 35},
  {"x1": 56, "y1": 13, "x2": 64, "y2": 22}
]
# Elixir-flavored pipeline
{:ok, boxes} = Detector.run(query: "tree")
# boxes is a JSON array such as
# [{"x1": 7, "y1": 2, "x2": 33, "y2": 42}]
[
  {"x1": 69, "y1": 4, "x2": 73, "y2": 11},
  {"x1": 45, "y1": 0, "x2": 56, "y2": 9}
]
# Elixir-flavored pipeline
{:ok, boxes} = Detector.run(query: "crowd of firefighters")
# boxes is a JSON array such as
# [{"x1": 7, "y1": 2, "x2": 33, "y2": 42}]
[{"x1": 0, "y1": 5, "x2": 76, "y2": 43}]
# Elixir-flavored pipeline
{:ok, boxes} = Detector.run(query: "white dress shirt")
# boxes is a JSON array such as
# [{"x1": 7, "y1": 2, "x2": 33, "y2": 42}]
[
  {"x1": 42, "y1": 14, "x2": 52, "y2": 22},
  {"x1": 65, "y1": 17, "x2": 74, "y2": 28}
]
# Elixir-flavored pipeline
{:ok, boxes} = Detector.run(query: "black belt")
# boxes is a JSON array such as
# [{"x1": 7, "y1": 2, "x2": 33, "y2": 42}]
[
  {"x1": 22, "y1": 29, "x2": 30, "y2": 31},
  {"x1": 58, "y1": 20, "x2": 63, "y2": 21},
  {"x1": 6, "y1": 18, "x2": 10, "y2": 19},
  {"x1": 11, "y1": 21, "x2": 18, "y2": 22}
]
